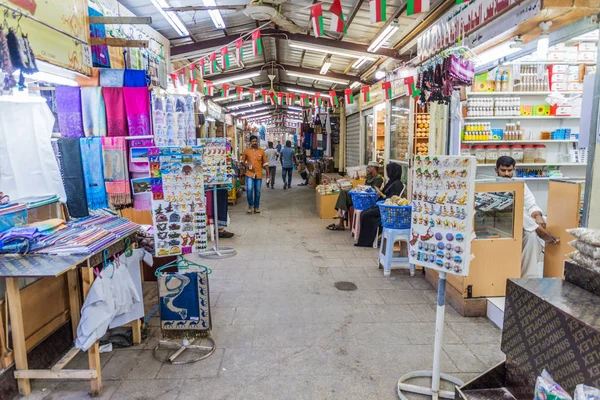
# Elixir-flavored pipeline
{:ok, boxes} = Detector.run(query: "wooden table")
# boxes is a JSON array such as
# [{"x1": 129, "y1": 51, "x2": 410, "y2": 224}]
[{"x1": 0, "y1": 233, "x2": 141, "y2": 396}]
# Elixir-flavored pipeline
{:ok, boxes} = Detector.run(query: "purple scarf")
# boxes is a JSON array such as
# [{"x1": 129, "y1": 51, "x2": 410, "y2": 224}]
[{"x1": 56, "y1": 86, "x2": 84, "y2": 138}]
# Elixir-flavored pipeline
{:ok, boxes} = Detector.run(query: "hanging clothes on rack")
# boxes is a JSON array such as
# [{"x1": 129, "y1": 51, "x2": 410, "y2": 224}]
[{"x1": 56, "y1": 86, "x2": 85, "y2": 138}]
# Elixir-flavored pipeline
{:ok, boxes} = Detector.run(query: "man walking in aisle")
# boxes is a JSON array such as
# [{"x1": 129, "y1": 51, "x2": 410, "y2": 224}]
[
  {"x1": 280, "y1": 140, "x2": 297, "y2": 190},
  {"x1": 242, "y1": 135, "x2": 269, "y2": 213},
  {"x1": 265, "y1": 141, "x2": 278, "y2": 189},
  {"x1": 276, "y1": 140, "x2": 282, "y2": 154}
]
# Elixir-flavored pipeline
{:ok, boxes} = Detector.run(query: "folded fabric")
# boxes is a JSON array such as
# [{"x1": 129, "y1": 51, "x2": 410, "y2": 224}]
[
  {"x1": 57, "y1": 138, "x2": 89, "y2": 218},
  {"x1": 56, "y1": 86, "x2": 84, "y2": 138},
  {"x1": 76, "y1": 67, "x2": 100, "y2": 87},
  {"x1": 101, "y1": 137, "x2": 131, "y2": 207},
  {"x1": 124, "y1": 69, "x2": 147, "y2": 87},
  {"x1": 79, "y1": 137, "x2": 109, "y2": 210},
  {"x1": 88, "y1": 7, "x2": 111, "y2": 68},
  {"x1": 99, "y1": 68, "x2": 124, "y2": 87},
  {"x1": 81, "y1": 87, "x2": 107, "y2": 137},
  {"x1": 102, "y1": 87, "x2": 128, "y2": 137}
]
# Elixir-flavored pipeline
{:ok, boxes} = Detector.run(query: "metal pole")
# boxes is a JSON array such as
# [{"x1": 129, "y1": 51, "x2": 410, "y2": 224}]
[
  {"x1": 431, "y1": 271, "x2": 447, "y2": 400},
  {"x1": 198, "y1": 186, "x2": 237, "y2": 259},
  {"x1": 212, "y1": 188, "x2": 220, "y2": 252}
]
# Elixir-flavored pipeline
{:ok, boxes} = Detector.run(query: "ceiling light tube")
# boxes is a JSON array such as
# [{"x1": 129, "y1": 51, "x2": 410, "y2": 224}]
[
  {"x1": 368, "y1": 24, "x2": 399, "y2": 53},
  {"x1": 229, "y1": 100, "x2": 263, "y2": 109},
  {"x1": 286, "y1": 71, "x2": 348, "y2": 85},
  {"x1": 352, "y1": 57, "x2": 368, "y2": 69},
  {"x1": 286, "y1": 88, "x2": 316, "y2": 96},
  {"x1": 287, "y1": 106, "x2": 303, "y2": 111},
  {"x1": 242, "y1": 111, "x2": 272, "y2": 118},
  {"x1": 320, "y1": 62, "x2": 332, "y2": 75},
  {"x1": 350, "y1": 81, "x2": 360, "y2": 89},
  {"x1": 288, "y1": 41, "x2": 377, "y2": 61},
  {"x1": 202, "y1": 0, "x2": 226, "y2": 29},
  {"x1": 211, "y1": 72, "x2": 261, "y2": 85},
  {"x1": 233, "y1": 106, "x2": 270, "y2": 115},
  {"x1": 150, "y1": 0, "x2": 189, "y2": 36}
]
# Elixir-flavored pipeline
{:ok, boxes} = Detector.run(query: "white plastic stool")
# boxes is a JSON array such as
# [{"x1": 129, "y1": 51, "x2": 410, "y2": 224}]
[
  {"x1": 378, "y1": 227, "x2": 415, "y2": 277},
  {"x1": 351, "y1": 209, "x2": 362, "y2": 240}
]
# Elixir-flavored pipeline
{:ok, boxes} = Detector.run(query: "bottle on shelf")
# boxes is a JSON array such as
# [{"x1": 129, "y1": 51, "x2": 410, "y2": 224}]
[
  {"x1": 494, "y1": 69, "x2": 502, "y2": 92},
  {"x1": 501, "y1": 70, "x2": 509, "y2": 92}
]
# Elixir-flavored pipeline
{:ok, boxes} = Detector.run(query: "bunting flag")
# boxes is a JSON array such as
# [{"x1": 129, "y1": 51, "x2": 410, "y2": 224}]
[
  {"x1": 314, "y1": 92, "x2": 322, "y2": 107},
  {"x1": 382, "y1": 80, "x2": 393, "y2": 100},
  {"x1": 269, "y1": 92, "x2": 276, "y2": 105},
  {"x1": 169, "y1": 73, "x2": 179, "y2": 88},
  {"x1": 329, "y1": 0, "x2": 346, "y2": 34},
  {"x1": 178, "y1": 70, "x2": 186, "y2": 86},
  {"x1": 249, "y1": 88, "x2": 256, "y2": 101},
  {"x1": 310, "y1": 4, "x2": 325, "y2": 38},
  {"x1": 287, "y1": 93, "x2": 294, "y2": 105},
  {"x1": 300, "y1": 93, "x2": 309, "y2": 107},
  {"x1": 261, "y1": 89, "x2": 269, "y2": 104},
  {"x1": 236, "y1": 86, "x2": 244, "y2": 100},
  {"x1": 235, "y1": 38, "x2": 244, "y2": 65},
  {"x1": 220, "y1": 47, "x2": 230, "y2": 70},
  {"x1": 361, "y1": 86, "x2": 371, "y2": 102},
  {"x1": 209, "y1": 52, "x2": 218, "y2": 74},
  {"x1": 252, "y1": 30, "x2": 263, "y2": 56},
  {"x1": 189, "y1": 63, "x2": 196, "y2": 81},
  {"x1": 205, "y1": 81, "x2": 214, "y2": 96},
  {"x1": 370, "y1": 0, "x2": 386, "y2": 23},
  {"x1": 344, "y1": 89, "x2": 354, "y2": 105},
  {"x1": 407, "y1": 0, "x2": 430, "y2": 15},
  {"x1": 329, "y1": 91, "x2": 340, "y2": 107},
  {"x1": 198, "y1": 58, "x2": 206, "y2": 78},
  {"x1": 404, "y1": 77, "x2": 421, "y2": 99},
  {"x1": 276, "y1": 92, "x2": 284, "y2": 105},
  {"x1": 189, "y1": 79, "x2": 198, "y2": 93},
  {"x1": 221, "y1": 83, "x2": 230, "y2": 97}
]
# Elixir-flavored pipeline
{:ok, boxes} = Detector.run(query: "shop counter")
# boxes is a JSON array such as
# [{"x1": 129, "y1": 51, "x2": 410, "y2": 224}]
[{"x1": 316, "y1": 192, "x2": 340, "y2": 220}]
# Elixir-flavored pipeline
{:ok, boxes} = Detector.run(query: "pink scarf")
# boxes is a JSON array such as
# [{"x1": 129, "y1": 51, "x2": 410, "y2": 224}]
[{"x1": 102, "y1": 88, "x2": 128, "y2": 137}]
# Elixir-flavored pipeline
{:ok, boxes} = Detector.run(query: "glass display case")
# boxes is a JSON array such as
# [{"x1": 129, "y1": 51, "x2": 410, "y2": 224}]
[
  {"x1": 474, "y1": 191, "x2": 515, "y2": 239},
  {"x1": 364, "y1": 113, "x2": 374, "y2": 164},
  {"x1": 389, "y1": 96, "x2": 410, "y2": 162}
]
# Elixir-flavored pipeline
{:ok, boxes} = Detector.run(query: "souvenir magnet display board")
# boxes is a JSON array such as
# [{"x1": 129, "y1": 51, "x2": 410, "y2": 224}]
[
  {"x1": 409, "y1": 155, "x2": 477, "y2": 276},
  {"x1": 158, "y1": 269, "x2": 211, "y2": 338},
  {"x1": 197, "y1": 138, "x2": 233, "y2": 185},
  {"x1": 149, "y1": 146, "x2": 208, "y2": 257}
]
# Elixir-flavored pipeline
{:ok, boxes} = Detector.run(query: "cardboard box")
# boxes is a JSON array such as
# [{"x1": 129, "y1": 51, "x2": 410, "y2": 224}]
[
  {"x1": 552, "y1": 73, "x2": 567, "y2": 82},
  {"x1": 554, "y1": 106, "x2": 572, "y2": 116},
  {"x1": 567, "y1": 82, "x2": 584, "y2": 91},
  {"x1": 551, "y1": 82, "x2": 568, "y2": 92},
  {"x1": 549, "y1": 43, "x2": 566, "y2": 51},
  {"x1": 316, "y1": 192, "x2": 340, "y2": 219},
  {"x1": 567, "y1": 66, "x2": 580, "y2": 74},
  {"x1": 579, "y1": 42, "x2": 597, "y2": 52},
  {"x1": 552, "y1": 65, "x2": 569, "y2": 73},
  {"x1": 578, "y1": 51, "x2": 596, "y2": 62},
  {"x1": 533, "y1": 104, "x2": 551, "y2": 116},
  {"x1": 548, "y1": 51, "x2": 565, "y2": 61},
  {"x1": 567, "y1": 73, "x2": 581, "y2": 82},
  {"x1": 565, "y1": 51, "x2": 578, "y2": 62}
]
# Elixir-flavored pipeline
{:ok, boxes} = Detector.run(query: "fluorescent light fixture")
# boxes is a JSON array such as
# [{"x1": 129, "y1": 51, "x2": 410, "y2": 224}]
[
  {"x1": 24, "y1": 71, "x2": 78, "y2": 86},
  {"x1": 286, "y1": 88, "x2": 316, "y2": 96},
  {"x1": 352, "y1": 57, "x2": 368, "y2": 69},
  {"x1": 233, "y1": 106, "x2": 270, "y2": 115},
  {"x1": 320, "y1": 61, "x2": 332, "y2": 75},
  {"x1": 286, "y1": 71, "x2": 348, "y2": 85},
  {"x1": 202, "y1": 0, "x2": 226, "y2": 29},
  {"x1": 535, "y1": 22, "x2": 552, "y2": 61},
  {"x1": 374, "y1": 70, "x2": 386, "y2": 80},
  {"x1": 211, "y1": 71, "x2": 261, "y2": 85},
  {"x1": 368, "y1": 24, "x2": 399, "y2": 52},
  {"x1": 243, "y1": 111, "x2": 272, "y2": 118},
  {"x1": 350, "y1": 81, "x2": 360, "y2": 89},
  {"x1": 476, "y1": 41, "x2": 520, "y2": 66},
  {"x1": 287, "y1": 106, "x2": 303, "y2": 111},
  {"x1": 288, "y1": 41, "x2": 377, "y2": 61},
  {"x1": 229, "y1": 100, "x2": 262, "y2": 109},
  {"x1": 150, "y1": 0, "x2": 189, "y2": 36}
]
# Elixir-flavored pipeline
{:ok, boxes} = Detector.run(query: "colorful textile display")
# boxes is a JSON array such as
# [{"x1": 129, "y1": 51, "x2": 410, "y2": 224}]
[
  {"x1": 101, "y1": 137, "x2": 131, "y2": 207},
  {"x1": 88, "y1": 7, "x2": 111, "y2": 68},
  {"x1": 124, "y1": 69, "x2": 147, "y2": 87},
  {"x1": 79, "y1": 137, "x2": 109, "y2": 210},
  {"x1": 57, "y1": 138, "x2": 89, "y2": 218},
  {"x1": 123, "y1": 87, "x2": 152, "y2": 174},
  {"x1": 158, "y1": 270, "x2": 211, "y2": 339},
  {"x1": 81, "y1": 87, "x2": 107, "y2": 137},
  {"x1": 99, "y1": 68, "x2": 125, "y2": 87},
  {"x1": 76, "y1": 67, "x2": 100, "y2": 87},
  {"x1": 55, "y1": 86, "x2": 84, "y2": 138},
  {"x1": 102, "y1": 88, "x2": 128, "y2": 137}
]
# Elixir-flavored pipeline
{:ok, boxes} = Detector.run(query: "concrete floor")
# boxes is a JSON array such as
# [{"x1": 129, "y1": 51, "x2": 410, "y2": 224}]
[{"x1": 21, "y1": 173, "x2": 505, "y2": 400}]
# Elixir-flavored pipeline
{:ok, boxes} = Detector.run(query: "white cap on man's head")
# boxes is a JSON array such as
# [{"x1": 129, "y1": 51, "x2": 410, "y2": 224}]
[{"x1": 367, "y1": 161, "x2": 379, "y2": 168}]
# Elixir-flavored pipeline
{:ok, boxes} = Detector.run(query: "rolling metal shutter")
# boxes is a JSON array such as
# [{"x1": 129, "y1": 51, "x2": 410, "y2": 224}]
[{"x1": 345, "y1": 113, "x2": 360, "y2": 168}]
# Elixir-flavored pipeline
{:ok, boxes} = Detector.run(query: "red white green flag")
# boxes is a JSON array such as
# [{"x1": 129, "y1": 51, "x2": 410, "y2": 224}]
[
  {"x1": 269, "y1": 92, "x2": 276, "y2": 105},
  {"x1": 189, "y1": 79, "x2": 198, "y2": 93},
  {"x1": 249, "y1": 88, "x2": 256, "y2": 101},
  {"x1": 189, "y1": 64, "x2": 196, "y2": 81},
  {"x1": 178, "y1": 70, "x2": 186, "y2": 86},
  {"x1": 407, "y1": 0, "x2": 430, "y2": 16},
  {"x1": 310, "y1": 4, "x2": 325, "y2": 38},
  {"x1": 198, "y1": 58, "x2": 206, "y2": 78},
  {"x1": 288, "y1": 93, "x2": 294, "y2": 105},
  {"x1": 404, "y1": 77, "x2": 421, "y2": 99},
  {"x1": 361, "y1": 86, "x2": 371, "y2": 102},
  {"x1": 220, "y1": 47, "x2": 230, "y2": 70},
  {"x1": 221, "y1": 84, "x2": 230, "y2": 97},
  {"x1": 329, "y1": 91, "x2": 340, "y2": 107},
  {"x1": 382, "y1": 80, "x2": 393, "y2": 100},
  {"x1": 236, "y1": 86, "x2": 244, "y2": 100},
  {"x1": 300, "y1": 94, "x2": 310, "y2": 107},
  {"x1": 252, "y1": 30, "x2": 263, "y2": 56},
  {"x1": 170, "y1": 73, "x2": 179, "y2": 88},
  {"x1": 205, "y1": 81, "x2": 214, "y2": 96},
  {"x1": 209, "y1": 52, "x2": 217, "y2": 74},
  {"x1": 261, "y1": 89, "x2": 269, "y2": 104},
  {"x1": 370, "y1": 0, "x2": 386, "y2": 23},
  {"x1": 235, "y1": 38, "x2": 244, "y2": 65},
  {"x1": 276, "y1": 92, "x2": 284, "y2": 105},
  {"x1": 314, "y1": 93, "x2": 322, "y2": 107},
  {"x1": 344, "y1": 89, "x2": 354, "y2": 105},
  {"x1": 329, "y1": 0, "x2": 346, "y2": 34}
]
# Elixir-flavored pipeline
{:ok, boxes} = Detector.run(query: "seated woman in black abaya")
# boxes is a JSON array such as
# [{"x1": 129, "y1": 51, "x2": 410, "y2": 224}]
[{"x1": 355, "y1": 163, "x2": 405, "y2": 247}]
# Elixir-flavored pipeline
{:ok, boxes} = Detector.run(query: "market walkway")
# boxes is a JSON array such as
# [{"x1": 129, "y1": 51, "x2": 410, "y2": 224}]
[{"x1": 21, "y1": 174, "x2": 505, "y2": 400}]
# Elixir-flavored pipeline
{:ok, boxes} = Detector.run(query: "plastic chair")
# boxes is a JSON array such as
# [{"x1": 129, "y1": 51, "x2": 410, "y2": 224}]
[
  {"x1": 378, "y1": 227, "x2": 415, "y2": 277},
  {"x1": 351, "y1": 209, "x2": 362, "y2": 240}
]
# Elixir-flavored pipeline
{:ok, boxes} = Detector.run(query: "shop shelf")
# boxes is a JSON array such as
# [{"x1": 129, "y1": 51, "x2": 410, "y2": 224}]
[
  {"x1": 464, "y1": 116, "x2": 580, "y2": 120},
  {"x1": 477, "y1": 162, "x2": 586, "y2": 167},
  {"x1": 462, "y1": 139, "x2": 577, "y2": 144},
  {"x1": 467, "y1": 91, "x2": 583, "y2": 96}
]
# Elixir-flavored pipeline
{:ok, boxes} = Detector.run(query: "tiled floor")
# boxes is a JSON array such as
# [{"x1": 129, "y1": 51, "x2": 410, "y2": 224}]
[{"x1": 21, "y1": 173, "x2": 505, "y2": 399}]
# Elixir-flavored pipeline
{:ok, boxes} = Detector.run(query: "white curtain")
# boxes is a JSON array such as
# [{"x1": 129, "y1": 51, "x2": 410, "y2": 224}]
[{"x1": 0, "y1": 96, "x2": 66, "y2": 202}]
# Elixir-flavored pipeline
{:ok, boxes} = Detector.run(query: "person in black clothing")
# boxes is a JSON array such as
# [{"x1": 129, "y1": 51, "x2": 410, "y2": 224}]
[{"x1": 355, "y1": 162, "x2": 405, "y2": 247}]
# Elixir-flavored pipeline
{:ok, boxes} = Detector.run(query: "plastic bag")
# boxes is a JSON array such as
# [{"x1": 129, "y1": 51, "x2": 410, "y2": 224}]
[
  {"x1": 575, "y1": 384, "x2": 600, "y2": 400},
  {"x1": 569, "y1": 240, "x2": 600, "y2": 259},
  {"x1": 566, "y1": 228, "x2": 600, "y2": 246},
  {"x1": 534, "y1": 370, "x2": 572, "y2": 400},
  {"x1": 568, "y1": 251, "x2": 600, "y2": 270}
]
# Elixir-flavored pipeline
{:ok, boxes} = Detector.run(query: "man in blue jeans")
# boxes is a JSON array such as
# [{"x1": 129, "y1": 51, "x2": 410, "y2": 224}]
[
  {"x1": 242, "y1": 135, "x2": 269, "y2": 213},
  {"x1": 280, "y1": 140, "x2": 297, "y2": 190}
]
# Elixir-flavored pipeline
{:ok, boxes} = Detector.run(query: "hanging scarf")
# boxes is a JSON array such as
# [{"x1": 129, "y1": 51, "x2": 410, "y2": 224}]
[
  {"x1": 101, "y1": 137, "x2": 131, "y2": 207},
  {"x1": 123, "y1": 87, "x2": 152, "y2": 173},
  {"x1": 56, "y1": 86, "x2": 84, "y2": 138},
  {"x1": 102, "y1": 87, "x2": 128, "y2": 137},
  {"x1": 79, "y1": 137, "x2": 108, "y2": 210},
  {"x1": 88, "y1": 7, "x2": 111, "y2": 68},
  {"x1": 57, "y1": 138, "x2": 89, "y2": 218},
  {"x1": 0, "y1": 29, "x2": 16, "y2": 91},
  {"x1": 81, "y1": 87, "x2": 107, "y2": 137},
  {"x1": 124, "y1": 69, "x2": 147, "y2": 87},
  {"x1": 99, "y1": 68, "x2": 124, "y2": 87},
  {"x1": 76, "y1": 67, "x2": 100, "y2": 87}
]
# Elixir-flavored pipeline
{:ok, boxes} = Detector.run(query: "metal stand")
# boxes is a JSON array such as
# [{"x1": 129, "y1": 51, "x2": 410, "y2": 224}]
[
  {"x1": 398, "y1": 272, "x2": 464, "y2": 400},
  {"x1": 199, "y1": 187, "x2": 237, "y2": 259},
  {"x1": 154, "y1": 336, "x2": 216, "y2": 365}
]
